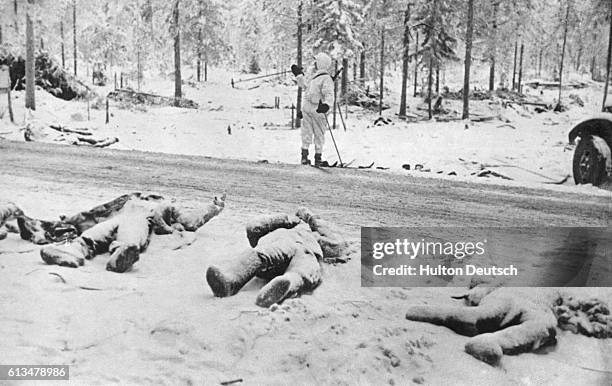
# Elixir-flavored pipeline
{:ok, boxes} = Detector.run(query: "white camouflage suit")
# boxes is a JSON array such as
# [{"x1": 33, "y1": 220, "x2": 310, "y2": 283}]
[{"x1": 296, "y1": 53, "x2": 335, "y2": 154}]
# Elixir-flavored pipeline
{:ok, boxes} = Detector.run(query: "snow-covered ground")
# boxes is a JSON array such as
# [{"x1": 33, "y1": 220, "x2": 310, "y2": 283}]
[{"x1": 0, "y1": 67, "x2": 609, "y2": 196}]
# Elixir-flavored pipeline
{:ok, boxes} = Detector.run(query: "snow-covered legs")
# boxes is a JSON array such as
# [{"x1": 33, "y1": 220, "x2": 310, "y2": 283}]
[
  {"x1": 301, "y1": 111, "x2": 326, "y2": 160},
  {"x1": 206, "y1": 219, "x2": 324, "y2": 307},
  {"x1": 40, "y1": 213, "x2": 151, "y2": 273}
]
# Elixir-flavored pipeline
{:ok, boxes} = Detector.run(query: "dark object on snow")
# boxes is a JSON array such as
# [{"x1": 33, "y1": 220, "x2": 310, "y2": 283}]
[
  {"x1": 358, "y1": 162, "x2": 375, "y2": 169},
  {"x1": 568, "y1": 94, "x2": 584, "y2": 107},
  {"x1": 345, "y1": 83, "x2": 390, "y2": 111},
  {"x1": 227, "y1": 125, "x2": 232, "y2": 135},
  {"x1": 553, "y1": 102, "x2": 568, "y2": 112},
  {"x1": 0, "y1": 50, "x2": 91, "y2": 100},
  {"x1": 108, "y1": 89, "x2": 198, "y2": 109},
  {"x1": 374, "y1": 116, "x2": 392, "y2": 126},
  {"x1": 314, "y1": 152, "x2": 323, "y2": 167},
  {"x1": 402, "y1": 164, "x2": 410, "y2": 170},
  {"x1": 568, "y1": 116, "x2": 612, "y2": 186},
  {"x1": 316, "y1": 100, "x2": 329, "y2": 114},
  {"x1": 433, "y1": 96, "x2": 443, "y2": 114},
  {"x1": 301, "y1": 149, "x2": 310, "y2": 165},
  {"x1": 92, "y1": 62, "x2": 106, "y2": 86},
  {"x1": 291, "y1": 64, "x2": 303, "y2": 77},
  {"x1": 252, "y1": 103, "x2": 275, "y2": 109},
  {"x1": 524, "y1": 80, "x2": 589, "y2": 90}
]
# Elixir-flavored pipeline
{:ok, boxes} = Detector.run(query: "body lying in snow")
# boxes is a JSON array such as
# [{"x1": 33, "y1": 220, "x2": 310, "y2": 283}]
[
  {"x1": 16, "y1": 193, "x2": 226, "y2": 272},
  {"x1": 206, "y1": 208, "x2": 350, "y2": 307},
  {"x1": 0, "y1": 203, "x2": 24, "y2": 241},
  {"x1": 405, "y1": 285, "x2": 612, "y2": 365}
]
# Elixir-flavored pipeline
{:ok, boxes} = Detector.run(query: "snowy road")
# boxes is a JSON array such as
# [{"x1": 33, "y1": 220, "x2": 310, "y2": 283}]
[{"x1": 0, "y1": 140, "x2": 609, "y2": 228}]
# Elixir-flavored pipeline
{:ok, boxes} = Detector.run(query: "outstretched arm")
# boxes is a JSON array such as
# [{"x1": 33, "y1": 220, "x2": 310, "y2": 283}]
[
  {"x1": 296, "y1": 74, "x2": 308, "y2": 89},
  {"x1": 164, "y1": 194, "x2": 226, "y2": 232}
]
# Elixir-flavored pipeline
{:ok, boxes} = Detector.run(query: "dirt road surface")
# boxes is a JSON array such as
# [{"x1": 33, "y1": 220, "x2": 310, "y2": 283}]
[
  {"x1": 0, "y1": 141, "x2": 611, "y2": 385},
  {"x1": 0, "y1": 141, "x2": 609, "y2": 228}
]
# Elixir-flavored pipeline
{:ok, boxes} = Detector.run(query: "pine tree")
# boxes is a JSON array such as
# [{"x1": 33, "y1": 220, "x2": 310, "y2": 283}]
[
  {"x1": 312, "y1": 0, "x2": 363, "y2": 59},
  {"x1": 414, "y1": 0, "x2": 458, "y2": 118}
]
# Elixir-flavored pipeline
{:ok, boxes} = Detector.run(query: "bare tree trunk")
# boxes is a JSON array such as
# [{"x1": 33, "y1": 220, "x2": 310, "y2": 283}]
[
  {"x1": 0, "y1": 25, "x2": 3, "y2": 45},
  {"x1": 462, "y1": 0, "x2": 474, "y2": 119},
  {"x1": 196, "y1": 0, "x2": 203, "y2": 82},
  {"x1": 558, "y1": 1, "x2": 570, "y2": 105},
  {"x1": 435, "y1": 65, "x2": 440, "y2": 93},
  {"x1": 341, "y1": 57, "x2": 348, "y2": 95},
  {"x1": 73, "y1": 0, "x2": 77, "y2": 76},
  {"x1": 137, "y1": 50, "x2": 141, "y2": 91},
  {"x1": 296, "y1": 0, "x2": 303, "y2": 128},
  {"x1": 512, "y1": 40, "x2": 518, "y2": 90},
  {"x1": 72, "y1": 0, "x2": 77, "y2": 76},
  {"x1": 333, "y1": 60, "x2": 338, "y2": 129},
  {"x1": 379, "y1": 28, "x2": 385, "y2": 116},
  {"x1": 591, "y1": 31, "x2": 598, "y2": 81},
  {"x1": 603, "y1": 0, "x2": 612, "y2": 110},
  {"x1": 359, "y1": 44, "x2": 365, "y2": 85},
  {"x1": 538, "y1": 48, "x2": 543, "y2": 78},
  {"x1": 518, "y1": 42, "x2": 524, "y2": 93},
  {"x1": 399, "y1": 4, "x2": 411, "y2": 118},
  {"x1": 173, "y1": 0, "x2": 182, "y2": 103},
  {"x1": 488, "y1": 1, "x2": 498, "y2": 91},
  {"x1": 353, "y1": 61, "x2": 356, "y2": 81},
  {"x1": 576, "y1": 44, "x2": 582, "y2": 71},
  {"x1": 13, "y1": 0, "x2": 19, "y2": 34},
  {"x1": 25, "y1": 0, "x2": 35, "y2": 110},
  {"x1": 428, "y1": 56, "x2": 433, "y2": 119},
  {"x1": 414, "y1": 30, "x2": 419, "y2": 97},
  {"x1": 197, "y1": 54, "x2": 201, "y2": 82},
  {"x1": 60, "y1": 21, "x2": 65, "y2": 68}
]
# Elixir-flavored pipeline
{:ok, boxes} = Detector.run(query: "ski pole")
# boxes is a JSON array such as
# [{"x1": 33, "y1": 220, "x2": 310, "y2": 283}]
[
  {"x1": 337, "y1": 102, "x2": 348, "y2": 131},
  {"x1": 323, "y1": 114, "x2": 344, "y2": 166},
  {"x1": 231, "y1": 70, "x2": 291, "y2": 88}
]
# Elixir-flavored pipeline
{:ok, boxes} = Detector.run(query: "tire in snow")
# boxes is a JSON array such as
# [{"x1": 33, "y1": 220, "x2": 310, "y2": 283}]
[{"x1": 572, "y1": 135, "x2": 611, "y2": 186}]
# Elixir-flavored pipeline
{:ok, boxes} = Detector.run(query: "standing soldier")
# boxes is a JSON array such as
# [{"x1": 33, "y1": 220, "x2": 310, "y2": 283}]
[{"x1": 291, "y1": 53, "x2": 334, "y2": 166}]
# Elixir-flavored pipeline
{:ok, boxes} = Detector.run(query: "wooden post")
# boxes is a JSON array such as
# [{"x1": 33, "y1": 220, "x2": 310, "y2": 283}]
[
  {"x1": 7, "y1": 88, "x2": 13, "y2": 123},
  {"x1": 291, "y1": 104, "x2": 295, "y2": 129},
  {"x1": 105, "y1": 97, "x2": 109, "y2": 124},
  {"x1": 204, "y1": 61, "x2": 208, "y2": 82}
]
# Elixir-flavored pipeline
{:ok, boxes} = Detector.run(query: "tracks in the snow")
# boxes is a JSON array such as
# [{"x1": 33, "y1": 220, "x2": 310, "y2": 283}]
[{"x1": 0, "y1": 141, "x2": 609, "y2": 231}]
